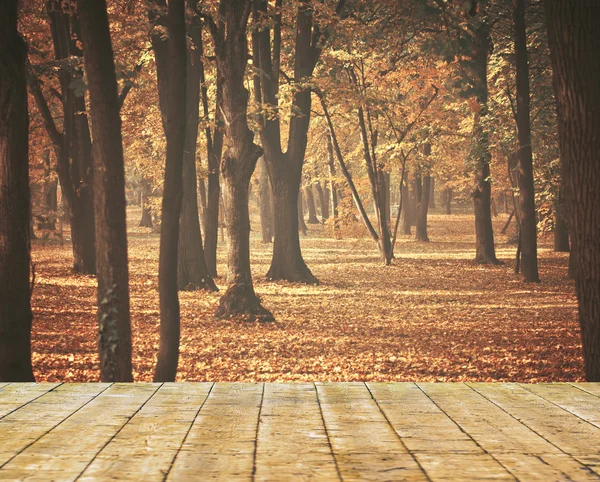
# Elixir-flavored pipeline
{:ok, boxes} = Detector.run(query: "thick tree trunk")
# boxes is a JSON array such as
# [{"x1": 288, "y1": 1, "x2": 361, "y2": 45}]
[
  {"x1": 416, "y1": 174, "x2": 431, "y2": 242},
  {"x1": 545, "y1": 0, "x2": 600, "y2": 380},
  {"x1": 305, "y1": 185, "x2": 319, "y2": 224},
  {"x1": 177, "y1": 2, "x2": 216, "y2": 292},
  {"x1": 554, "y1": 181, "x2": 569, "y2": 252},
  {"x1": 212, "y1": 0, "x2": 273, "y2": 320},
  {"x1": 0, "y1": 2, "x2": 34, "y2": 381},
  {"x1": 258, "y1": 157, "x2": 272, "y2": 243},
  {"x1": 79, "y1": 0, "x2": 133, "y2": 382},
  {"x1": 154, "y1": 0, "x2": 187, "y2": 382},
  {"x1": 514, "y1": 0, "x2": 539, "y2": 282}
]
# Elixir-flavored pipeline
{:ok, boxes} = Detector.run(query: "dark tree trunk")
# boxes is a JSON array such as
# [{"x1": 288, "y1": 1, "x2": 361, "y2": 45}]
[
  {"x1": 513, "y1": 0, "x2": 539, "y2": 282},
  {"x1": 177, "y1": 1, "x2": 216, "y2": 292},
  {"x1": 79, "y1": 0, "x2": 133, "y2": 382},
  {"x1": 316, "y1": 182, "x2": 329, "y2": 221},
  {"x1": 545, "y1": 0, "x2": 600, "y2": 380},
  {"x1": 554, "y1": 181, "x2": 569, "y2": 252},
  {"x1": 0, "y1": 1, "x2": 34, "y2": 381},
  {"x1": 198, "y1": 176, "x2": 207, "y2": 215},
  {"x1": 402, "y1": 179, "x2": 411, "y2": 235},
  {"x1": 327, "y1": 135, "x2": 339, "y2": 231},
  {"x1": 305, "y1": 185, "x2": 319, "y2": 224},
  {"x1": 258, "y1": 157, "x2": 272, "y2": 243},
  {"x1": 297, "y1": 189, "x2": 308, "y2": 236},
  {"x1": 154, "y1": 0, "x2": 187, "y2": 382},
  {"x1": 416, "y1": 174, "x2": 431, "y2": 242},
  {"x1": 139, "y1": 182, "x2": 153, "y2": 227},
  {"x1": 445, "y1": 188, "x2": 452, "y2": 215},
  {"x1": 384, "y1": 171, "x2": 391, "y2": 225},
  {"x1": 211, "y1": 0, "x2": 273, "y2": 321},
  {"x1": 429, "y1": 177, "x2": 436, "y2": 208}
]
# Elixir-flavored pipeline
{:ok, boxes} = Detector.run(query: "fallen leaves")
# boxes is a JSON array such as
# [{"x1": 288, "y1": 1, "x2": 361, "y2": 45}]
[{"x1": 30, "y1": 210, "x2": 584, "y2": 382}]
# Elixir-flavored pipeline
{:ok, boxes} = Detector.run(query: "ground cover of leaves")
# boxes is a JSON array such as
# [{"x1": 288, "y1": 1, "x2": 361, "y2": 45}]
[{"x1": 31, "y1": 208, "x2": 583, "y2": 382}]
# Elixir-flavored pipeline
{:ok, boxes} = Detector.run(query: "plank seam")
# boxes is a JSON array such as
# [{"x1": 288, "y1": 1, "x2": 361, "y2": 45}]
[
  {"x1": 0, "y1": 383, "x2": 110, "y2": 471},
  {"x1": 567, "y1": 382, "x2": 600, "y2": 399},
  {"x1": 466, "y1": 383, "x2": 599, "y2": 479},
  {"x1": 520, "y1": 384, "x2": 600, "y2": 430},
  {"x1": 0, "y1": 383, "x2": 63, "y2": 422},
  {"x1": 365, "y1": 383, "x2": 437, "y2": 481},
  {"x1": 415, "y1": 383, "x2": 519, "y2": 482},
  {"x1": 251, "y1": 382, "x2": 266, "y2": 482},
  {"x1": 73, "y1": 383, "x2": 164, "y2": 481},
  {"x1": 162, "y1": 382, "x2": 215, "y2": 482},
  {"x1": 314, "y1": 382, "x2": 344, "y2": 482}
]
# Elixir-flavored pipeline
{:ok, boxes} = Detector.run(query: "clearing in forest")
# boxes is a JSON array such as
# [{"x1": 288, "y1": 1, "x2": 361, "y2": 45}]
[{"x1": 31, "y1": 208, "x2": 582, "y2": 383}]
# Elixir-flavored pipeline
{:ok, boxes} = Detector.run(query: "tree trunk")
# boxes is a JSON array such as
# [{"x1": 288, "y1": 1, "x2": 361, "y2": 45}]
[
  {"x1": 445, "y1": 188, "x2": 452, "y2": 215},
  {"x1": 305, "y1": 185, "x2": 319, "y2": 224},
  {"x1": 384, "y1": 171, "x2": 391, "y2": 224},
  {"x1": 545, "y1": 0, "x2": 600, "y2": 380},
  {"x1": 316, "y1": 182, "x2": 329, "y2": 221},
  {"x1": 212, "y1": 0, "x2": 273, "y2": 321},
  {"x1": 139, "y1": 182, "x2": 153, "y2": 227},
  {"x1": 297, "y1": 188, "x2": 308, "y2": 236},
  {"x1": 0, "y1": 2, "x2": 34, "y2": 381},
  {"x1": 416, "y1": 174, "x2": 431, "y2": 242},
  {"x1": 79, "y1": 0, "x2": 133, "y2": 382},
  {"x1": 402, "y1": 179, "x2": 411, "y2": 235},
  {"x1": 554, "y1": 181, "x2": 569, "y2": 252},
  {"x1": 327, "y1": 134, "x2": 338, "y2": 231},
  {"x1": 429, "y1": 177, "x2": 436, "y2": 208},
  {"x1": 258, "y1": 157, "x2": 272, "y2": 243},
  {"x1": 198, "y1": 176, "x2": 207, "y2": 215},
  {"x1": 177, "y1": 2, "x2": 216, "y2": 292},
  {"x1": 513, "y1": 0, "x2": 539, "y2": 282},
  {"x1": 154, "y1": 0, "x2": 187, "y2": 382}
]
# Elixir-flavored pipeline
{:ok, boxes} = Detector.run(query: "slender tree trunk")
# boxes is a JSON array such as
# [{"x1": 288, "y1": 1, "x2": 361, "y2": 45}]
[
  {"x1": 316, "y1": 182, "x2": 329, "y2": 220},
  {"x1": 327, "y1": 134, "x2": 338, "y2": 231},
  {"x1": 0, "y1": 1, "x2": 34, "y2": 381},
  {"x1": 298, "y1": 189, "x2": 308, "y2": 236},
  {"x1": 212, "y1": 0, "x2": 273, "y2": 320},
  {"x1": 429, "y1": 177, "x2": 436, "y2": 208},
  {"x1": 545, "y1": 0, "x2": 600, "y2": 380},
  {"x1": 513, "y1": 0, "x2": 539, "y2": 282},
  {"x1": 139, "y1": 181, "x2": 153, "y2": 227},
  {"x1": 554, "y1": 181, "x2": 569, "y2": 252},
  {"x1": 154, "y1": 0, "x2": 187, "y2": 382},
  {"x1": 416, "y1": 174, "x2": 431, "y2": 242},
  {"x1": 258, "y1": 157, "x2": 272, "y2": 243},
  {"x1": 305, "y1": 185, "x2": 319, "y2": 224},
  {"x1": 177, "y1": 2, "x2": 216, "y2": 292},
  {"x1": 445, "y1": 188, "x2": 452, "y2": 215},
  {"x1": 402, "y1": 179, "x2": 412, "y2": 235},
  {"x1": 79, "y1": 0, "x2": 133, "y2": 382},
  {"x1": 198, "y1": 176, "x2": 207, "y2": 214}
]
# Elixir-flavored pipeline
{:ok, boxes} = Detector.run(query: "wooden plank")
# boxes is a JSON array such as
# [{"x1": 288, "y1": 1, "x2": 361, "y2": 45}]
[
  {"x1": 168, "y1": 383, "x2": 263, "y2": 481},
  {"x1": 0, "y1": 383, "x2": 109, "y2": 468},
  {"x1": 254, "y1": 383, "x2": 338, "y2": 481},
  {"x1": 569, "y1": 382, "x2": 600, "y2": 398},
  {"x1": 78, "y1": 383, "x2": 213, "y2": 481},
  {"x1": 469, "y1": 383, "x2": 600, "y2": 460},
  {"x1": 0, "y1": 383, "x2": 159, "y2": 481},
  {"x1": 525, "y1": 383, "x2": 600, "y2": 428},
  {"x1": 420, "y1": 383, "x2": 598, "y2": 481},
  {"x1": 0, "y1": 383, "x2": 60, "y2": 419},
  {"x1": 317, "y1": 382, "x2": 426, "y2": 481},
  {"x1": 368, "y1": 383, "x2": 514, "y2": 480}
]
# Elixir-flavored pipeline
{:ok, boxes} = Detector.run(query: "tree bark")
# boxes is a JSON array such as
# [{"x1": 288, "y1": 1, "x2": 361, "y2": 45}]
[
  {"x1": 416, "y1": 174, "x2": 431, "y2": 242},
  {"x1": 177, "y1": 1, "x2": 216, "y2": 292},
  {"x1": 327, "y1": 134, "x2": 339, "y2": 231},
  {"x1": 429, "y1": 177, "x2": 436, "y2": 208},
  {"x1": 445, "y1": 188, "x2": 452, "y2": 215},
  {"x1": 305, "y1": 185, "x2": 319, "y2": 224},
  {"x1": 297, "y1": 189, "x2": 308, "y2": 236},
  {"x1": 79, "y1": 0, "x2": 133, "y2": 382},
  {"x1": 554, "y1": 181, "x2": 569, "y2": 252},
  {"x1": 0, "y1": 1, "x2": 35, "y2": 381},
  {"x1": 316, "y1": 182, "x2": 329, "y2": 221},
  {"x1": 210, "y1": 0, "x2": 273, "y2": 321},
  {"x1": 545, "y1": 0, "x2": 600, "y2": 380},
  {"x1": 154, "y1": 0, "x2": 187, "y2": 382},
  {"x1": 402, "y1": 179, "x2": 412, "y2": 235},
  {"x1": 513, "y1": 0, "x2": 539, "y2": 282},
  {"x1": 258, "y1": 157, "x2": 272, "y2": 243}
]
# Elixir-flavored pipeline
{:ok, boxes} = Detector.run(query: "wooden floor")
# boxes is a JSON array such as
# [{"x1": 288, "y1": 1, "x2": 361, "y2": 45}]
[{"x1": 1, "y1": 383, "x2": 600, "y2": 481}]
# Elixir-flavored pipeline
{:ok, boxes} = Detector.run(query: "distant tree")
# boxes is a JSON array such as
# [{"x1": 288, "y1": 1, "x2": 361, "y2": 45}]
[
  {"x1": 154, "y1": 0, "x2": 187, "y2": 382},
  {"x1": 78, "y1": 0, "x2": 133, "y2": 381},
  {"x1": 544, "y1": 0, "x2": 600, "y2": 380},
  {"x1": 0, "y1": 0, "x2": 35, "y2": 382},
  {"x1": 206, "y1": 0, "x2": 273, "y2": 321}
]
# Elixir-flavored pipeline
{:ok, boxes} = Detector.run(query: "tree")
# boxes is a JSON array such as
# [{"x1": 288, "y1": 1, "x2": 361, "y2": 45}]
[
  {"x1": 544, "y1": 0, "x2": 600, "y2": 380},
  {"x1": 0, "y1": 0, "x2": 35, "y2": 382},
  {"x1": 78, "y1": 0, "x2": 133, "y2": 382},
  {"x1": 154, "y1": 0, "x2": 187, "y2": 382},
  {"x1": 206, "y1": 0, "x2": 273, "y2": 321},
  {"x1": 252, "y1": 0, "x2": 346, "y2": 284},
  {"x1": 513, "y1": 0, "x2": 539, "y2": 282}
]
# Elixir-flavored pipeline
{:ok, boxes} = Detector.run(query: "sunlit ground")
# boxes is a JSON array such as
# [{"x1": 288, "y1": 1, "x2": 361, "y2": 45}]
[{"x1": 30, "y1": 205, "x2": 582, "y2": 382}]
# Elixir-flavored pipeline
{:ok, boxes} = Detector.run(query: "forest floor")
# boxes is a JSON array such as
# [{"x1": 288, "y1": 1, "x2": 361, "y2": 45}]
[{"x1": 30, "y1": 206, "x2": 583, "y2": 382}]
